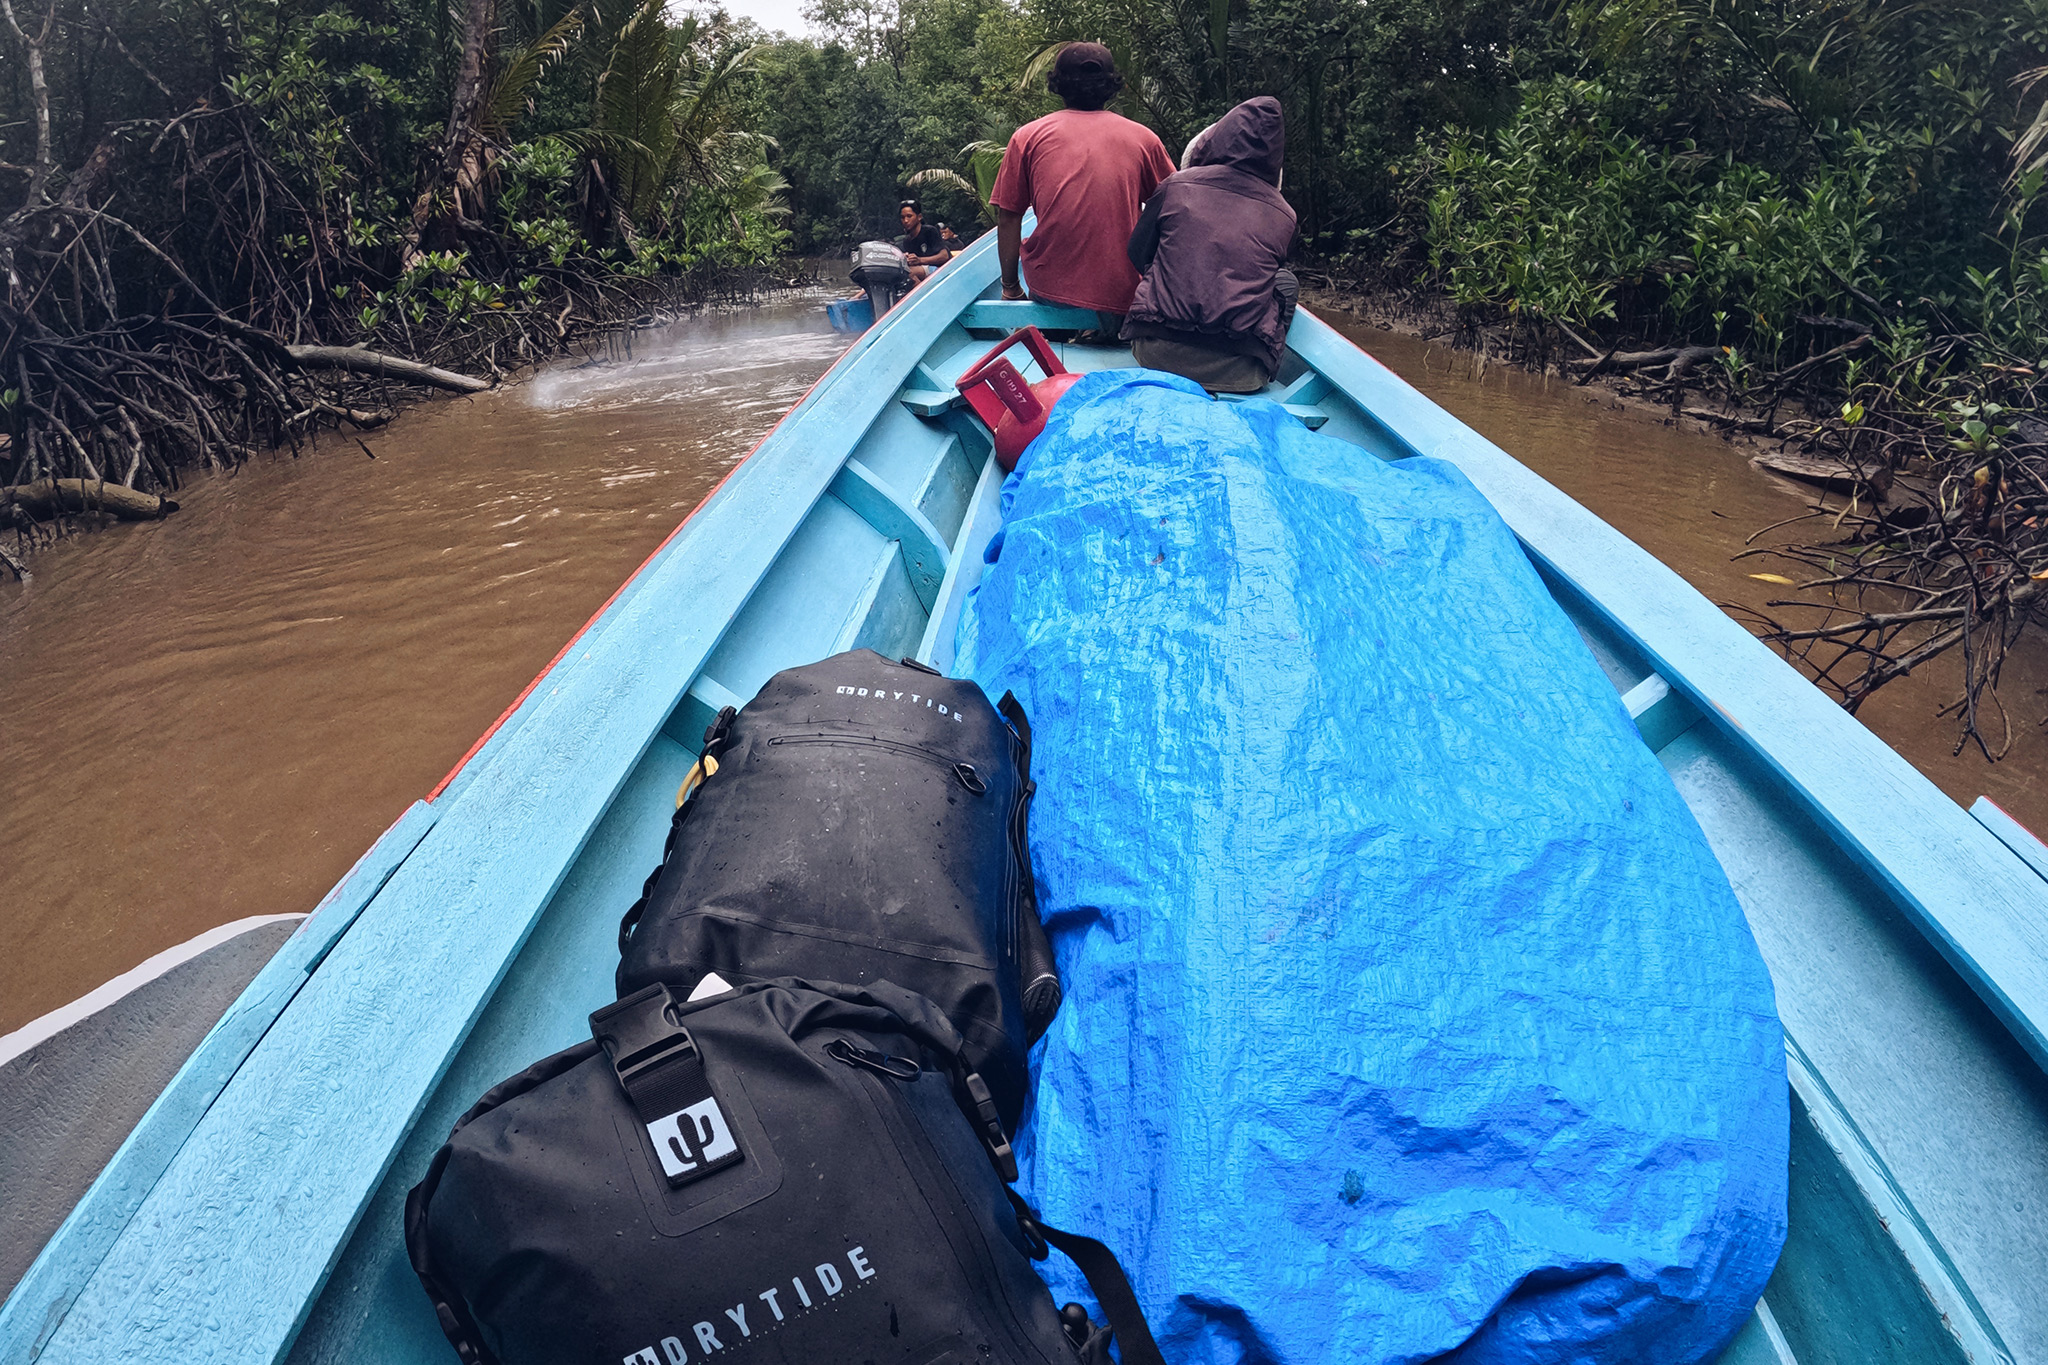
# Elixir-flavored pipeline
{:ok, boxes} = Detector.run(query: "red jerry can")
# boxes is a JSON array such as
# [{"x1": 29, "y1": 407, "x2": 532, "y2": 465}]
[{"x1": 954, "y1": 326, "x2": 1086, "y2": 471}]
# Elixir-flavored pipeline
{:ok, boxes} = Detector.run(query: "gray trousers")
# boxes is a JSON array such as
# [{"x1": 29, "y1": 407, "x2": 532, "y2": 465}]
[{"x1": 1130, "y1": 269, "x2": 1300, "y2": 393}]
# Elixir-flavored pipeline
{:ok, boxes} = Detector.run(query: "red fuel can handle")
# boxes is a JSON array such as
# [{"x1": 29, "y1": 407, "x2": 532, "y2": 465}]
[{"x1": 954, "y1": 326, "x2": 1086, "y2": 471}]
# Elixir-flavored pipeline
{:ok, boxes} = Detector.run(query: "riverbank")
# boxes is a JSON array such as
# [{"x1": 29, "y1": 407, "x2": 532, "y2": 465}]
[
  {"x1": 1309, "y1": 280, "x2": 1804, "y2": 456},
  {"x1": 1312, "y1": 278, "x2": 2048, "y2": 768},
  {"x1": 1, "y1": 260, "x2": 818, "y2": 578}
]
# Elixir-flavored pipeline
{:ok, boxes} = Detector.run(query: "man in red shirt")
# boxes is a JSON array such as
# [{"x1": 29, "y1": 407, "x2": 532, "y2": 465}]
[{"x1": 989, "y1": 43, "x2": 1176, "y2": 327}]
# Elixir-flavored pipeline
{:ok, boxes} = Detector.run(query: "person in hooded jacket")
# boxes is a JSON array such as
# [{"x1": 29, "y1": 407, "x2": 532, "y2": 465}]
[{"x1": 1121, "y1": 97, "x2": 1298, "y2": 393}]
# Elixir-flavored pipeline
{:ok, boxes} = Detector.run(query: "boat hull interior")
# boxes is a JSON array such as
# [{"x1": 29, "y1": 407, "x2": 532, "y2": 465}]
[{"x1": 6, "y1": 234, "x2": 2047, "y2": 1365}]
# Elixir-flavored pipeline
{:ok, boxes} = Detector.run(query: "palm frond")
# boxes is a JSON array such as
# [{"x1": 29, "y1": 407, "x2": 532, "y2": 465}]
[
  {"x1": 594, "y1": 0, "x2": 682, "y2": 222},
  {"x1": 1018, "y1": 41, "x2": 1065, "y2": 93},
  {"x1": 907, "y1": 168, "x2": 977, "y2": 194},
  {"x1": 2013, "y1": 66, "x2": 2048, "y2": 182},
  {"x1": 483, "y1": 6, "x2": 586, "y2": 142},
  {"x1": 962, "y1": 137, "x2": 1006, "y2": 206}
]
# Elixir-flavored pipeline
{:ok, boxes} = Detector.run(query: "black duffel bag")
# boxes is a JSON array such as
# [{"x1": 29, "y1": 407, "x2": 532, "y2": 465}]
[
  {"x1": 616, "y1": 651, "x2": 1059, "y2": 1130},
  {"x1": 406, "y1": 979, "x2": 1160, "y2": 1365}
]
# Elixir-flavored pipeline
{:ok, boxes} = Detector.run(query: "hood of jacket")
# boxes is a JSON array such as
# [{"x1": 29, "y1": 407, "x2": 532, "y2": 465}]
[{"x1": 1183, "y1": 97, "x2": 1284, "y2": 185}]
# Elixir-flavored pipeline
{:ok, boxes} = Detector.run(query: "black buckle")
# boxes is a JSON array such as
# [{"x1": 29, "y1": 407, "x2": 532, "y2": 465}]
[
  {"x1": 590, "y1": 983, "x2": 744, "y2": 1189},
  {"x1": 964, "y1": 1070, "x2": 1018, "y2": 1182},
  {"x1": 1007, "y1": 1190, "x2": 1051, "y2": 1261},
  {"x1": 590, "y1": 983, "x2": 698, "y2": 1089}
]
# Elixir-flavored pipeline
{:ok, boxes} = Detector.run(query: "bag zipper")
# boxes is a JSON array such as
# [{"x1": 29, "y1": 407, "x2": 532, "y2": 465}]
[
  {"x1": 828, "y1": 1051, "x2": 1062, "y2": 1365},
  {"x1": 768, "y1": 733, "x2": 990, "y2": 794}
]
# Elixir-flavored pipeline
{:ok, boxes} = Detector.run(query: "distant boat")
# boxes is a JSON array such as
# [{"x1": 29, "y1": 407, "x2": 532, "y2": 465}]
[{"x1": 5, "y1": 230, "x2": 2047, "y2": 1365}]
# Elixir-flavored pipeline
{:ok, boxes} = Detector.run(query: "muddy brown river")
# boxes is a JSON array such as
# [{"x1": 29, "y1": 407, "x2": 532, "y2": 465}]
[{"x1": 2, "y1": 291, "x2": 2041, "y2": 1033}]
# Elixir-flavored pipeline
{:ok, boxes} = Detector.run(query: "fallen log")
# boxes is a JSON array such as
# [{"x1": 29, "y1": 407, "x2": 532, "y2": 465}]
[
  {"x1": 1550, "y1": 318, "x2": 1605, "y2": 361},
  {"x1": 1577, "y1": 344, "x2": 1719, "y2": 379},
  {"x1": 283, "y1": 346, "x2": 491, "y2": 394},
  {"x1": 3, "y1": 477, "x2": 179, "y2": 520},
  {"x1": 1750, "y1": 450, "x2": 1890, "y2": 498}
]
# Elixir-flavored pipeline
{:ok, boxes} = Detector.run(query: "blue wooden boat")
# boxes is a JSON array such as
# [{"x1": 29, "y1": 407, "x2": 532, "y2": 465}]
[{"x1": 6, "y1": 230, "x2": 2048, "y2": 1365}]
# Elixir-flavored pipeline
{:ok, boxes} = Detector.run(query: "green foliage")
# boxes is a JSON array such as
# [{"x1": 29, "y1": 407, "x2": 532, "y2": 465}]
[
  {"x1": 549, "y1": 4, "x2": 773, "y2": 248},
  {"x1": 485, "y1": 8, "x2": 588, "y2": 144},
  {"x1": 907, "y1": 136, "x2": 1009, "y2": 224},
  {"x1": 6, "y1": 0, "x2": 2042, "y2": 362},
  {"x1": 746, "y1": 0, "x2": 1050, "y2": 250},
  {"x1": 1393, "y1": 0, "x2": 2048, "y2": 371},
  {"x1": 1409, "y1": 78, "x2": 1891, "y2": 356},
  {"x1": 0, "y1": 0, "x2": 787, "y2": 353}
]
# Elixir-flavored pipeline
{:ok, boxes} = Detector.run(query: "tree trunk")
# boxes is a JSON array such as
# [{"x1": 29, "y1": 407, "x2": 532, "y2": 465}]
[
  {"x1": 409, "y1": 0, "x2": 499, "y2": 261},
  {"x1": 0, "y1": 0, "x2": 57, "y2": 210}
]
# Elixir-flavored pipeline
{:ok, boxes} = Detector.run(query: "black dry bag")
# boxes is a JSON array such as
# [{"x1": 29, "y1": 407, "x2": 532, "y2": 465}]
[
  {"x1": 405, "y1": 979, "x2": 1162, "y2": 1365},
  {"x1": 616, "y1": 651, "x2": 1059, "y2": 1131}
]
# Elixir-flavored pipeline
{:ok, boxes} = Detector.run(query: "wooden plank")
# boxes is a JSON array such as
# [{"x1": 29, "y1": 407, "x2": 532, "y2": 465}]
[
  {"x1": 0, "y1": 800, "x2": 438, "y2": 1365},
  {"x1": 1278, "y1": 370, "x2": 1332, "y2": 407},
  {"x1": 910, "y1": 434, "x2": 976, "y2": 540},
  {"x1": 832, "y1": 541, "x2": 905, "y2": 653},
  {"x1": 281, "y1": 741, "x2": 700, "y2": 1365},
  {"x1": 957, "y1": 299, "x2": 1100, "y2": 333},
  {"x1": 828, "y1": 458, "x2": 949, "y2": 610},
  {"x1": 1214, "y1": 392, "x2": 1330, "y2": 429},
  {"x1": 930, "y1": 337, "x2": 1009, "y2": 388},
  {"x1": 899, "y1": 387, "x2": 961, "y2": 416},
  {"x1": 1714, "y1": 1302, "x2": 1800, "y2": 1365},
  {"x1": 685, "y1": 496, "x2": 909, "y2": 705},
  {"x1": 1620, "y1": 672, "x2": 1701, "y2": 753},
  {"x1": 658, "y1": 674, "x2": 747, "y2": 754},
  {"x1": 1655, "y1": 717, "x2": 2048, "y2": 1362},
  {"x1": 1971, "y1": 797, "x2": 2048, "y2": 885},
  {"x1": 916, "y1": 448, "x2": 1004, "y2": 673},
  {"x1": 1776, "y1": 1040, "x2": 2004, "y2": 1362},
  {"x1": 1288, "y1": 307, "x2": 2048, "y2": 1075},
  {"x1": 19, "y1": 237, "x2": 1014, "y2": 1365}
]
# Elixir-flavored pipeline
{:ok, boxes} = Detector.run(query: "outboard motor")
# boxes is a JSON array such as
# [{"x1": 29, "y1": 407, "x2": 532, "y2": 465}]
[{"x1": 849, "y1": 240, "x2": 913, "y2": 318}]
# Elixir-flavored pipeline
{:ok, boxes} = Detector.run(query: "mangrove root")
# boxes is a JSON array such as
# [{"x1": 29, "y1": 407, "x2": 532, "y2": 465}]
[
  {"x1": 1682, "y1": 406, "x2": 1777, "y2": 436},
  {"x1": 284, "y1": 346, "x2": 492, "y2": 394},
  {"x1": 294, "y1": 399, "x2": 396, "y2": 428},
  {"x1": 3, "y1": 478, "x2": 179, "y2": 520}
]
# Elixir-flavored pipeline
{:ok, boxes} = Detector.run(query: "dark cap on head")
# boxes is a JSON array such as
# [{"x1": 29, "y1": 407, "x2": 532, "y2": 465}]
[{"x1": 1053, "y1": 41, "x2": 1115, "y2": 77}]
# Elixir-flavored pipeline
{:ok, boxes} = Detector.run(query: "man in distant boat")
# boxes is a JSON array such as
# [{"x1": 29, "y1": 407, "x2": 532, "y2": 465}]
[
  {"x1": 1122, "y1": 97, "x2": 1298, "y2": 392},
  {"x1": 989, "y1": 42, "x2": 1176, "y2": 335},
  {"x1": 897, "y1": 199, "x2": 952, "y2": 283}
]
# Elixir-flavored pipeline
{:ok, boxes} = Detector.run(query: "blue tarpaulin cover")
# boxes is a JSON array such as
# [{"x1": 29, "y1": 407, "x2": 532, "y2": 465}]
[{"x1": 956, "y1": 370, "x2": 1787, "y2": 1365}]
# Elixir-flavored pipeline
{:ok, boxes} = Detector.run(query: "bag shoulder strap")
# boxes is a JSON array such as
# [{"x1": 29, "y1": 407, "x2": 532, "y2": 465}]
[
  {"x1": 616, "y1": 706, "x2": 739, "y2": 956},
  {"x1": 1007, "y1": 1192, "x2": 1166, "y2": 1365},
  {"x1": 997, "y1": 690, "x2": 1061, "y2": 1041}
]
